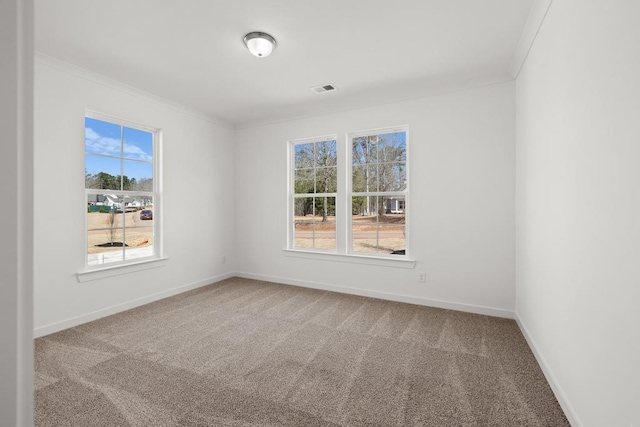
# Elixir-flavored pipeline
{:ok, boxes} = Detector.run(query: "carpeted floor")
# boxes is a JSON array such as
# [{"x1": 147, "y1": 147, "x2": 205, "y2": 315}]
[{"x1": 35, "y1": 277, "x2": 569, "y2": 426}]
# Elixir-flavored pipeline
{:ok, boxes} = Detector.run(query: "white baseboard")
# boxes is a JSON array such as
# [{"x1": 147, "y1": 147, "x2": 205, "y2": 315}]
[
  {"x1": 515, "y1": 313, "x2": 582, "y2": 427},
  {"x1": 33, "y1": 272, "x2": 235, "y2": 338},
  {"x1": 236, "y1": 272, "x2": 514, "y2": 319}
]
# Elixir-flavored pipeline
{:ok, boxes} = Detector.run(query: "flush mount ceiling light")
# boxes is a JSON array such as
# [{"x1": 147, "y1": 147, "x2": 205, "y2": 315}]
[{"x1": 243, "y1": 32, "x2": 277, "y2": 58}]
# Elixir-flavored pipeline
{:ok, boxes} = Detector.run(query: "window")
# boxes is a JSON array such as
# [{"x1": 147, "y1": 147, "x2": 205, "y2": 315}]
[
  {"x1": 290, "y1": 137, "x2": 338, "y2": 250},
  {"x1": 350, "y1": 128, "x2": 407, "y2": 255},
  {"x1": 84, "y1": 113, "x2": 160, "y2": 267},
  {"x1": 288, "y1": 126, "x2": 408, "y2": 259}
]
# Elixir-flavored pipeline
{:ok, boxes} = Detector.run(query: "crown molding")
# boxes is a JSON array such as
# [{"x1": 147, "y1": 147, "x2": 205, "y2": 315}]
[
  {"x1": 34, "y1": 51, "x2": 234, "y2": 129},
  {"x1": 508, "y1": 0, "x2": 554, "y2": 79}
]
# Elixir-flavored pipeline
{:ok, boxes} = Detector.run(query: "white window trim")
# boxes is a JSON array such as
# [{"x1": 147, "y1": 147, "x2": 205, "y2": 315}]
[
  {"x1": 77, "y1": 257, "x2": 169, "y2": 282},
  {"x1": 79, "y1": 110, "x2": 164, "y2": 278},
  {"x1": 286, "y1": 126, "x2": 412, "y2": 264},
  {"x1": 283, "y1": 249, "x2": 415, "y2": 268}
]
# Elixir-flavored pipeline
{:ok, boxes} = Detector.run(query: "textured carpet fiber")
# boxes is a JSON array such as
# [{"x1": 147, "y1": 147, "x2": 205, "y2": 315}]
[{"x1": 35, "y1": 278, "x2": 569, "y2": 426}]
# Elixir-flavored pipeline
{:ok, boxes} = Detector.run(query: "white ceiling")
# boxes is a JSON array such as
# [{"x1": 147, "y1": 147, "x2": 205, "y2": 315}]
[{"x1": 35, "y1": 0, "x2": 535, "y2": 128}]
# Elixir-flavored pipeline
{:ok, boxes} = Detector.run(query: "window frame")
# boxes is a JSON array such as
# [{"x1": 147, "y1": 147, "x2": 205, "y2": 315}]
[
  {"x1": 286, "y1": 125, "x2": 410, "y2": 263},
  {"x1": 348, "y1": 125, "x2": 410, "y2": 259},
  {"x1": 287, "y1": 134, "x2": 339, "y2": 253},
  {"x1": 83, "y1": 110, "x2": 163, "y2": 271}
]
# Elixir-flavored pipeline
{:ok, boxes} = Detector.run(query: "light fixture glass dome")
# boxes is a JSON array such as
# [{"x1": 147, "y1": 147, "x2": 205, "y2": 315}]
[{"x1": 243, "y1": 32, "x2": 276, "y2": 58}]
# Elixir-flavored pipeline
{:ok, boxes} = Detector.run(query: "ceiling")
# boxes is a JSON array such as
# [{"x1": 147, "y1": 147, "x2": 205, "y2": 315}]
[{"x1": 35, "y1": 0, "x2": 535, "y2": 128}]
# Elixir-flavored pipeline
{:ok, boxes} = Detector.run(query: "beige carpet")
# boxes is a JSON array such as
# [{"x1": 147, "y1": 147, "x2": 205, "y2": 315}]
[{"x1": 35, "y1": 277, "x2": 569, "y2": 426}]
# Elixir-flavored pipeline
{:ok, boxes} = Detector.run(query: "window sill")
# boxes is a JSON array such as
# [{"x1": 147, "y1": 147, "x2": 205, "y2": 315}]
[
  {"x1": 77, "y1": 257, "x2": 169, "y2": 283},
  {"x1": 283, "y1": 249, "x2": 415, "y2": 269}
]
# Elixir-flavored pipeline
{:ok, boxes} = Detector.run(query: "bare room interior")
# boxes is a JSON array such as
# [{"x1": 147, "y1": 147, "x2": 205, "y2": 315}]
[{"x1": 2, "y1": 1, "x2": 639, "y2": 426}]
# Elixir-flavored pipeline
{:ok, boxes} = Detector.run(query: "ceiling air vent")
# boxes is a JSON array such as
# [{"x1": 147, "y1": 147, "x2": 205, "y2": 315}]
[{"x1": 311, "y1": 83, "x2": 337, "y2": 94}]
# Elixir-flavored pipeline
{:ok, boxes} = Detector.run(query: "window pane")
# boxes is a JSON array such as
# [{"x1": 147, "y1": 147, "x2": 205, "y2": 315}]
[
  {"x1": 294, "y1": 169, "x2": 314, "y2": 194},
  {"x1": 378, "y1": 162, "x2": 406, "y2": 192},
  {"x1": 351, "y1": 196, "x2": 366, "y2": 216},
  {"x1": 315, "y1": 166, "x2": 337, "y2": 193},
  {"x1": 293, "y1": 197, "x2": 335, "y2": 250},
  {"x1": 352, "y1": 136, "x2": 377, "y2": 166},
  {"x1": 123, "y1": 160, "x2": 153, "y2": 191},
  {"x1": 315, "y1": 140, "x2": 337, "y2": 167},
  {"x1": 314, "y1": 197, "x2": 336, "y2": 250},
  {"x1": 87, "y1": 193, "x2": 125, "y2": 266},
  {"x1": 124, "y1": 196, "x2": 154, "y2": 261},
  {"x1": 352, "y1": 164, "x2": 377, "y2": 193},
  {"x1": 85, "y1": 117, "x2": 122, "y2": 157},
  {"x1": 351, "y1": 196, "x2": 405, "y2": 255},
  {"x1": 378, "y1": 132, "x2": 406, "y2": 162},
  {"x1": 85, "y1": 155, "x2": 122, "y2": 190},
  {"x1": 293, "y1": 197, "x2": 314, "y2": 248},
  {"x1": 123, "y1": 126, "x2": 153, "y2": 161},
  {"x1": 294, "y1": 143, "x2": 314, "y2": 169}
]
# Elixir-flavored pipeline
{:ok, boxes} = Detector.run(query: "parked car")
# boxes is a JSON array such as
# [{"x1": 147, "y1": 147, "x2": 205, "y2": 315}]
[{"x1": 140, "y1": 209, "x2": 153, "y2": 220}]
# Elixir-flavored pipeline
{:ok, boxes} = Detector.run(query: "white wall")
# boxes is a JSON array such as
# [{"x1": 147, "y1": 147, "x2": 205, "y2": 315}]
[
  {"x1": 33, "y1": 57, "x2": 236, "y2": 334},
  {"x1": 0, "y1": 0, "x2": 34, "y2": 425},
  {"x1": 515, "y1": 1, "x2": 640, "y2": 426},
  {"x1": 235, "y1": 82, "x2": 516, "y2": 316}
]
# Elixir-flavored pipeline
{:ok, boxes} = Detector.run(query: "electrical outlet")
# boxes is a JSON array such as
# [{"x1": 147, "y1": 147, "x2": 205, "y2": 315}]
[
  {"x1": 418, "y1": 272, "x2": 426, "y2": 283},
  {"x1": 222, "y1": 255, "x2": 227, "y2": 264}
]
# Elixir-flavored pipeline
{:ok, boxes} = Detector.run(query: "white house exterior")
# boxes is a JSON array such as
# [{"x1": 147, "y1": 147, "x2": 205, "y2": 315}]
[
  {"x1": 87, "y1": 194, "x2": 149, "y2": 210},
  {"x1": 387, "y1": 197, "x2": 405, "y2": 214}
]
